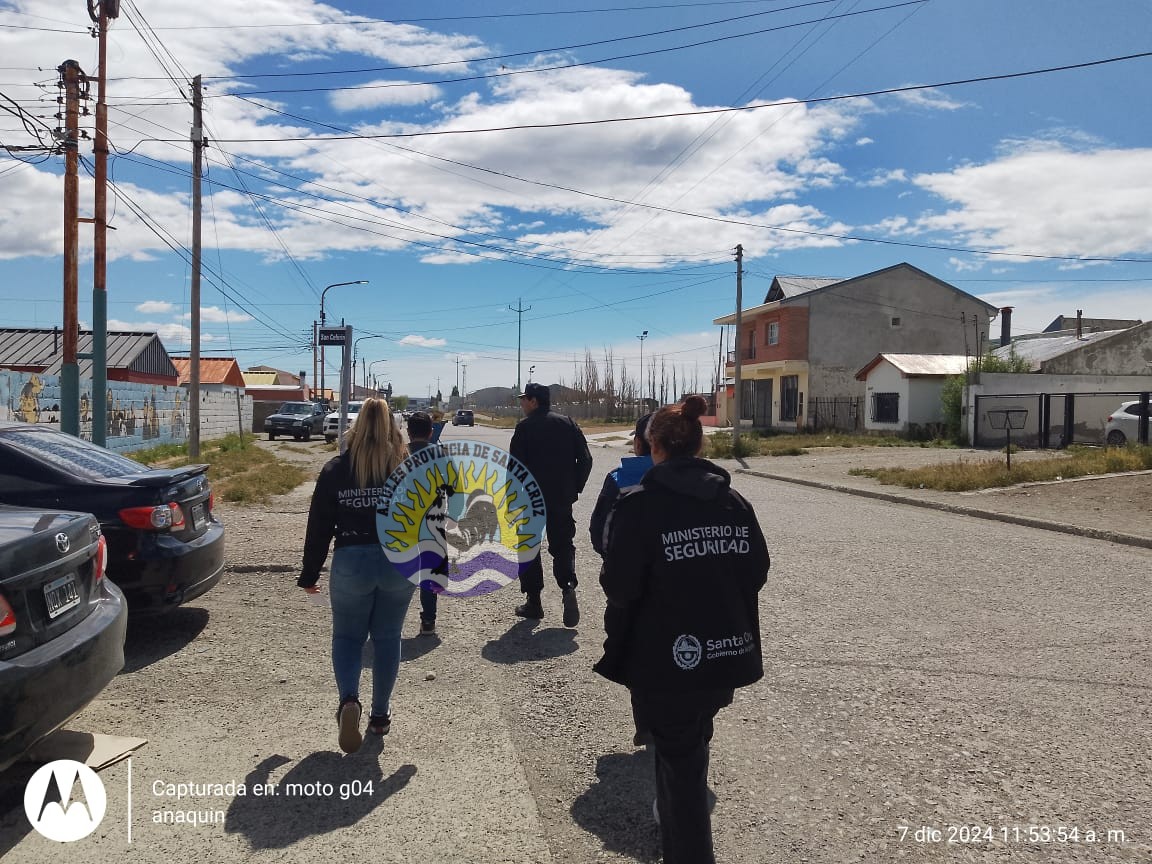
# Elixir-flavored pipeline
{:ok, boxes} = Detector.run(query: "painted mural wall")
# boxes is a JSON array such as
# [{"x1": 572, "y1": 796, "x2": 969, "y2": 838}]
[{"x1": 0, "y1": 371, "x2": 253, "y2": 454}]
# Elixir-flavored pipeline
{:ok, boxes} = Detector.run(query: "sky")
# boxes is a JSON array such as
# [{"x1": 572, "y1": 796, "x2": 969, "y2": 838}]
[{"x1": 1, "y1": 0, "x2": 1150, "y2": 400}]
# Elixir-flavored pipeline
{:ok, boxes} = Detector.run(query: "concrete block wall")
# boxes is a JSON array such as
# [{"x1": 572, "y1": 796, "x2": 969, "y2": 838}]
[{"x1": 0, "y1": 370, "x2": 252, "y2": 454}]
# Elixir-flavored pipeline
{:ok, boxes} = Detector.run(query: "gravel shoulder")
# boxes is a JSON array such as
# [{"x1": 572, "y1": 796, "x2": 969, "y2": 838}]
[{"x1": 2, "y1": 435, "x2": 1148, "y2": 863}]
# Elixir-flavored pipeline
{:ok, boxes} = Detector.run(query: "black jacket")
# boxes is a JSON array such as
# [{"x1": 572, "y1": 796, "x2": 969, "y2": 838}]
[
  {"x1": 593, "y1": 457, "x2": 769, "y2": 691},
  {"x1": 299, "y1": 452, "x2": 387, "y2": 587},
  {"x1": 509, "y1": 406, "x2": 593, "y2": 505}
]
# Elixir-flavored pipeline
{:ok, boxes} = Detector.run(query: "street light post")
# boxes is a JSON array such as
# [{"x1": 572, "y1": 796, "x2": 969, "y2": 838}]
[
  {"x1": 319, "y1": 280, "x2": 368, "y2": 398},
  {"x1": 353, "y1": 334, "x2": 384, "y2": 394},
  {"x1": 528, "y1": 365, "x2": 536, "y2": 382},
  {"x1": 368, "y1": 359, "x2": 388, "y2": 394},
  {"x1": 637, "y1": 330, "x2": 648, "y2": 413}
]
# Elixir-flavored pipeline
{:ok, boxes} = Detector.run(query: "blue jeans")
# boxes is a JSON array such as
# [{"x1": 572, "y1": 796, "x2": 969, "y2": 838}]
[{"x1": 329, "y1": 544, "x2": 415, "y2": 718}]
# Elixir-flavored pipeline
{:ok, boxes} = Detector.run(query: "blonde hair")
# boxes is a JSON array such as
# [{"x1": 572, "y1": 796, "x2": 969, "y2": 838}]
[{"x1": 345, "y1": 398, "x2": 407, "y2": 489}]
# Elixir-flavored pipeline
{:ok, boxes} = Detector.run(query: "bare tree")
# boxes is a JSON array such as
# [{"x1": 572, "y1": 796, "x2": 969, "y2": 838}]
[
  {"x1": 582, "y1": 348, "x2": 600, "y2": 407},
  {"x1": 601, "y1": 346, "x2": 616, "y2": 418}
]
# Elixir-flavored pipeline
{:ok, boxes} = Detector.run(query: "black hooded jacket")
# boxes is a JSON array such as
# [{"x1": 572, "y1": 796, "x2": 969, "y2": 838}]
[
  {"x1": 593, "y1": 456, "x2": 770, "y2": 690},
  {"x1": 509, "y1": 405, "x2": 593, "y2": 506}
]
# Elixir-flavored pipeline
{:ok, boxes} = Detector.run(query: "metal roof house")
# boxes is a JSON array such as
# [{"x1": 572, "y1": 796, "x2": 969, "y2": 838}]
[
  {"x1": 854, "y1": 353, "x2": 970, "y2": 434},
  {"x1": 171, "y1": 356, "x2": 246, "y2": 389},
  {"x1": 0, "y1": 328, "x2": 178, "y2": 384}
]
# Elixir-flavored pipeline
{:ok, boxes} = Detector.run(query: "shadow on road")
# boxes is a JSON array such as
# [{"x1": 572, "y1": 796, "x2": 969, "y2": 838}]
[
  {"x1": 401, "y1": 634, "x2": 442, "y2": 662},
  {"x1": 571, "y1": 750, "x2": 660, "y2": 861},
  {"x1": 225, "y1": 749, "x2": 415, "y2": 848},
  {"x1": 122, "y1": 606, "x2": 210, "y2": 673},
  {"x1": 0, "y1": 762, "x2": 36, "y2": 855},
  {"x1": 481, "y1": 619, "x2": 577, "y2": 664}
]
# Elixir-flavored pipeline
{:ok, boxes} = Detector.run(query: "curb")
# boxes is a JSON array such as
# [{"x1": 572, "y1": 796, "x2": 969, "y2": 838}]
[{"x1": 736, "y1": 468, "x2": 1152, "y2": 551}]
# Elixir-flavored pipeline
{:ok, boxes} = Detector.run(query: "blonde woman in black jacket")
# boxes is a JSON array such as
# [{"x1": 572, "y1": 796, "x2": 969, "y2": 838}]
[
  {"x1": 594, "y1": 395, "x2": 770, "y2": 864},
  {"x1": 300, "y1": 398, "x2": 411, "y2": 754}
]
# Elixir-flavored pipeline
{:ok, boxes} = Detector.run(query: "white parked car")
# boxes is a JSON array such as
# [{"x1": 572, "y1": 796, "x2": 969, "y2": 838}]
[
  {"x1": 323, "y1": 401, "x2": 364, "y2": 443},
  {"x1": 1104, "y1": 400, "x2": 1149, "y2": 446}
]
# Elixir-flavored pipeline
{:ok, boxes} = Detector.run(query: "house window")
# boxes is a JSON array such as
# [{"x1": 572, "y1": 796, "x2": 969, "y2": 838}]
[
  {"x1": 780, "y1": 375, "x2": 799, "y2": 421},
  {"x1": 745, "y1": 328, "x2": 755, "y2": 360},
  {"x1": 890, "y1": 316, "x2": 901, "y2": 327},
  {"x1": 766, "y1": 322, "x2": 779, "y2": 345},
  {"x1": 871, "y1": 392, "x2": 899, "y2": 423}
]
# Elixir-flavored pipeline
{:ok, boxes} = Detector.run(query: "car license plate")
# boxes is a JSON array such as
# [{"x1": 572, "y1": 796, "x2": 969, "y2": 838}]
[
  {"x1": 44, "y1": 573, "x2": 81, "y2": 619},
  {"x1": 191, "y1": 502, "x2": 207, "y2": 530}
]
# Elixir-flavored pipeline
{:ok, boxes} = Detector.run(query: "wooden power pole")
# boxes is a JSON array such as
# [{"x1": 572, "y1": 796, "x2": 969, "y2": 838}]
[
  {"x1": 59, "y1": 60, "x2": 83, "y2": 437},
  {"x1": 189, "y1": 75, "x2": 204, "y2": 457},
  {"x1": 90, "y1": 0, "x2": 119, "y2": 446},
  {"x1": 732, "y1": 244, "x2": 744, "y2": 451}
]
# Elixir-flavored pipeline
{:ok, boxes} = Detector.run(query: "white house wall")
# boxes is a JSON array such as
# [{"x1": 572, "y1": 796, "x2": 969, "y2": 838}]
[
  {"x1": 907, "y1": 377, "x2": 947, "y2": 425},
  {"x1": 861, "y1": 360, "x2": 908, "y2": 431}
]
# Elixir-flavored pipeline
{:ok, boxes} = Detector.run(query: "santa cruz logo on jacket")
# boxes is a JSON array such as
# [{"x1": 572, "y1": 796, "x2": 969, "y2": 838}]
[
  {"x1": 673, "y1": 634, "x2": 703, "y2": 669},
  {"x1": 661, "y1": 524, "x2": 752, "y2": 561}
]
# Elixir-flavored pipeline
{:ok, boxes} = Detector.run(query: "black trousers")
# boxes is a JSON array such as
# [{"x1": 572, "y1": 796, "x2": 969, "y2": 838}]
[
  {"x1": 630, "y1": 687, "x2": 735, "y2": 864},
  {"x1": 519, "y1": 500, "x2": 576, "y2": 594}
]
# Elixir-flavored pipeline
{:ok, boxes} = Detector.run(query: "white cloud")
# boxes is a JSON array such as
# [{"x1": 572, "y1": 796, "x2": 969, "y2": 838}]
[
  {"x1": 329, "y1": 81, "x2": 444, "y2": 111},
  {"x1": 400, "y1": 334, "x2": 447, "y2": 348},
  {"x1": 182, "y1": 306, "x2": 254, "y2": 323},
  {"x1": 136, "y1": 300, "x2": 176, "y2": 314},
  {"x1": 911, "y1": 144, "x2": 1152, "y2": 258},
  {"x1": 891, "y1": 88, "x2": 969, "y2": 111},
  {"x1": 856, "y1": 137, "x2": 874, "y2": 146},
  {"x1": 861, "y1": 168, "x2": 907, "y2": 188},
  {"x1": 108, "y1": 319, "x2": 225, "y2": 344}
]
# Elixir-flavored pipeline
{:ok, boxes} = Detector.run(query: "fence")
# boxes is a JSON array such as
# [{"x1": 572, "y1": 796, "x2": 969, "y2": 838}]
[
  {"x1": 807, "y1": 397, "x2": 863, "y2": 432},
  {"x1": 0, "y1": 370, "x2": 253, "y2": 454},
  {"x1": 972, "y1": 391, "x2": 1150, "y2": 448}
]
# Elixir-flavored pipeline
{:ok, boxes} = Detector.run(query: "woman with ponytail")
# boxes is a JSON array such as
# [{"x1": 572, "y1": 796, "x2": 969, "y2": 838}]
[
  {"x1": 594, "y1": 394, "x2": 770, "y2": 864},
  {"x1": 299, "y1": 398, "x2": 413, "y2": 753}
]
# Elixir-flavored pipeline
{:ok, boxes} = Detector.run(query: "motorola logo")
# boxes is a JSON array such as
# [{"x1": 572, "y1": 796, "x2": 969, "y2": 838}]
[{"x1": 24, "y1": 760, "x2": 107, "y2": 842}]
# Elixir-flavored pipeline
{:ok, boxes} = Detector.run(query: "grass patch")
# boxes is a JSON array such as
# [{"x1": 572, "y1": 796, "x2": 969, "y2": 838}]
[
  {"x1": 705, "y1": 430, "x2": 951, "y2": 459},
  {"x1": 128, "y1": 433, "x2": 309, "y2": 504},
  {"x1": 849, "y1": 445, "x2": 1152, "y2": 492}
]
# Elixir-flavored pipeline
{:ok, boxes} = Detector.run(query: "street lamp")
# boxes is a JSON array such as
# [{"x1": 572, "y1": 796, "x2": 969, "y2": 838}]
[
  {"x1": 353, "y1": 334, "x2": 385, "y2": 393},
  {"x1": 368, "y1": 359, "x2": 388, "y2": 393},
  {"x1": 637, "y1": 330, "x2": 648, "y2": 410},
  {"x1": 528, "y1": 365, "x2": 536, "y2": 382},
  {"x1": 318, "y1": 279, "x2": 368, "y2": 396}
]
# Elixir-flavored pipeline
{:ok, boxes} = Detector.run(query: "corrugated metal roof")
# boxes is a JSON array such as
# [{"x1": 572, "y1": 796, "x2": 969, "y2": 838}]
[
  {"x1": 0, "y1": 329, "x2": 176, "y2": 378},
  {"x1": 171, "y1": 357, "x2": 245, "y2": 386},
  {"x1": 994, "y1": 330, "x2": 1126, "y2": 370},
  {"x1": 856, "y1": 353, "x2": 970, "y2": 380},
  {"x1": 881, "y1": 353, "x2": 970, "y2": 376},
  {"x1": 764, "y1": 276, "x2": 841, "y2": 303}
]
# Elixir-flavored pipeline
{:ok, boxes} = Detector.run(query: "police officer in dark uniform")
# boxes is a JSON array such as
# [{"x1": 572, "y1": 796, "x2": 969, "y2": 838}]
[
  {"x1": 509, "y1": 382, "x2": 593, "y2": 627},
  {"x1": 594, "y1": 394, "x2": 770, "y2": 864}
]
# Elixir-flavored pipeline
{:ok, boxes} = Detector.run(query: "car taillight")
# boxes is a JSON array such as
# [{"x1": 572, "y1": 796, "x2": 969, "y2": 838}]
[
  {"x1": 119, "y1": 502, "x2": 186, "y2": 531},
  {"x1": 94, "y1": 535, "x2": 107, "y2": 583},
  {"x1": 207, "y1": 492, "x2": 215, "y2": 512},
  {"x1": 0, "y1": 596, "x2": 16, "y2": 636},
  {"x1": 1106, "y1": 415, "x2": 1114, "y2": 422}
]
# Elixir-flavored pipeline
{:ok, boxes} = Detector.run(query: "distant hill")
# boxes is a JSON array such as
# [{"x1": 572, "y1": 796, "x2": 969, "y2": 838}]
[{"x1": 466, "y1": 383, "x2": 580, "y2": 408}]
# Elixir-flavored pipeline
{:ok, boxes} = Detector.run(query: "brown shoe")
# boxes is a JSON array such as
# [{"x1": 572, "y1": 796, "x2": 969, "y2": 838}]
[{"x1": 337, "y1": 698, "x2": 363, "y2": 754}]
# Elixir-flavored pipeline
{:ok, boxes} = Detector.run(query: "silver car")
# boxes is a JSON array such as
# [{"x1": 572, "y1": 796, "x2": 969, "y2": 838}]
[{"x1": 1104, "y1": 400, "x2": 1149, "y2": 446}]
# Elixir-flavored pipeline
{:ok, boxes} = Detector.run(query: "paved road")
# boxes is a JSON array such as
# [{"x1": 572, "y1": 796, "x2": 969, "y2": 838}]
[{"x1": 1, "y1": 429, "x2": 1148, "y2": 863}]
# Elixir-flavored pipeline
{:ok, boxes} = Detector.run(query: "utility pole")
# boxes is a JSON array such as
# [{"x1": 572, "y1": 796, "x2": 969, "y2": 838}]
[
  {"x1": 462, "y1": 363, "x2": 467, "y2": 404},
  {"x1": 312, "y1": 321, "x2": 318, "y2": 398},
  {"x1": 59, "y1": 60, "x2": 84, "y2": 437},
  {"x1": 189, "y1": 74, "x2": 204, "y2": 457},
  {"x1": 508, "y1": 297, "x2": 531, "y2": 394},
  {"x1": 90, "y1": 0, "x2": 118, "y2": 446},
  {"x1": 732, "y1": 244, "x2": 744, "y2": 451},
  {"x1": 455, "y1": 355, "x2": 460, "y2": 401}
]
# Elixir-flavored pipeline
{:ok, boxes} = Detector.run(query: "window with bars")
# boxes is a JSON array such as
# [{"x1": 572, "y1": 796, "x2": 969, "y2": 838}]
[
  {"x1": 871, "y1": 392, "x2": 899, "y2": 423},
  {"x1": 766, "y1": 321, "x2": 779, "y2": 345}
]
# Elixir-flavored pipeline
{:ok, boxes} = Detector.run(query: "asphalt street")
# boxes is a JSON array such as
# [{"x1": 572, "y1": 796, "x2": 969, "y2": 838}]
[{"x1": 1, "y1": 425, "x2": 1148, "y2": 863}]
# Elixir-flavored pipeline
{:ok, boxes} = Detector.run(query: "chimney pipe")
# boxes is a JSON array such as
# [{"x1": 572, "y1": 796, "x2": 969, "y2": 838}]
[
  {"x1": 999, "y1": 307, "x2": 1013, "y2": 347},
  {"x1": 1076, "y1": 309, "x2": 1083, "y2": 339}
]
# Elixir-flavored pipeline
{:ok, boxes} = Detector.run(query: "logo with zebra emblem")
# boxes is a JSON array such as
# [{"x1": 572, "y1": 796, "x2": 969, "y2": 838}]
[{"x1": 377, "y1": 441, "x2": 546, "y2": 597}]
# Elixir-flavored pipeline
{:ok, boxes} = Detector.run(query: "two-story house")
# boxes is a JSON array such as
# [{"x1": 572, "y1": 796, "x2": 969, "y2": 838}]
[{"x1": 713, "y1": 263, "x2": 998, "y2": 429}]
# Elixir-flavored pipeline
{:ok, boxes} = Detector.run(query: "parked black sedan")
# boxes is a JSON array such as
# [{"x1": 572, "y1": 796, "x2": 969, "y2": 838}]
[
  {"x1": 0, "y1": 505, "x2": 127, "y2": 771},
  {"x1": 0, "y1": 422, "x2": 225, "y2": 613}
]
